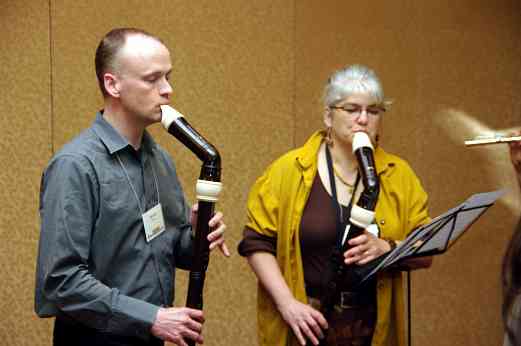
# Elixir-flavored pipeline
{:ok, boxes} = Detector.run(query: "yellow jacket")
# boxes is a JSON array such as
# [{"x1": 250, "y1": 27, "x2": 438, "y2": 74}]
[{"x1": 245, "y1": 131, "x2": 430, "y2": 346}]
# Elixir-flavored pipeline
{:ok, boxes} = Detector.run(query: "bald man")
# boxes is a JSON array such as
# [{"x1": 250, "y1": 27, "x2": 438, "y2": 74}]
[{"x1": 35, "y1": 28, "x2": 229, "y2": 346}]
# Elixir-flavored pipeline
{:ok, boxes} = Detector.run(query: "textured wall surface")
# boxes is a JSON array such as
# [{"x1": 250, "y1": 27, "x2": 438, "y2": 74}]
[
  {"x1": 1, "y1": 0, "x2": 520, "y2": 345},
  {"x1": 0, "y1": 1, "x2": 54, "y2": 345}
]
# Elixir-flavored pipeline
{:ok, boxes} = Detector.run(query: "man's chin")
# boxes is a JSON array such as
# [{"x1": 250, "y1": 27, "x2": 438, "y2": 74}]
[
  {"x1": 149, "y1": 109, "x2": 163, "y2": 122},
  {"x1": 139, "y1": 112, "x2": 161, "y2": 127}
]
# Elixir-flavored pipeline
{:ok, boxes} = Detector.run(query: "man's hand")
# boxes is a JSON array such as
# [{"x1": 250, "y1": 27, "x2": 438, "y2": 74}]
[
  {"x1": 190, "y1": 203, "x2": 230, "y2": 257},
  {"x1": 150, "y1": 307, "x2": 205, "y2": 346}
]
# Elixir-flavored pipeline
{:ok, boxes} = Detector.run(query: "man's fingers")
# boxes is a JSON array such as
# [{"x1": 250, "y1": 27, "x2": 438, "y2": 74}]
[
  {"x1": 219, "y1": 243, "x2": 231, "y2": 257},
  {"x1": 170, "y1": 337, "x2": 188, "y2": 346},
  {"x1": 182, "y1": 328, "x2": 204, "y2": 344},
  {"x1": 207, "y1": 228, "x2": 230, "y2": 257},
  {"x1": 209, "y1": 240, "x2": 230, "y2": 257},
  {"x1": 207, "y1": 226, "x2": 225, "y2": 242},
  {"x1": 184, "y1": 318, "x2": 203, "y2": 333},
  {"x1": 208, "y1": 211, "x2": 223, "y2": 227},
  {"x1": 184, "y1": 308, "x2": 205, "y2": 322}
]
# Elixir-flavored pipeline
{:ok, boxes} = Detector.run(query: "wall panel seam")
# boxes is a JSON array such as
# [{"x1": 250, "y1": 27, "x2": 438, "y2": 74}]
[
  {"x1": 292, "y1": 0, "x2": 296, "y2": 149},
  {"x1": 48, "y1": 0, "x2": 54, "y2": 155}
]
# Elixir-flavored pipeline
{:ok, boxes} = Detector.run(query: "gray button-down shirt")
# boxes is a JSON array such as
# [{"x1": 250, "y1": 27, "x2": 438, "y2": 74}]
[{"x1": 35, "y1": 112, "x2": 193, "y2": 339}]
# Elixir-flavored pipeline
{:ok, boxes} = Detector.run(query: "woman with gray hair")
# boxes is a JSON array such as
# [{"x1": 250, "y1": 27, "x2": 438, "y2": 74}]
[{"x1": 238, "y1": 64, "x2": 432, "y2": 346}]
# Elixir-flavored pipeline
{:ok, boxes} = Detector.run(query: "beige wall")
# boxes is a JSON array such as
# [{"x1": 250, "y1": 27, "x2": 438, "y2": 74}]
[
  {"x1": 1, "y1": 0, "x2": 520, "y2": 345},
  {"x1": 295, "y1": 1, "x2": 521, "y2": 345}
]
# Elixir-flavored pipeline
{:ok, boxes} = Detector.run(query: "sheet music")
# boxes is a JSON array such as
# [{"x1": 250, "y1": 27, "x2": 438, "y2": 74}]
[
  {"x1": 417, "y1": 190, "x2": 503, "y2": 253},
  {"x1": 359, "y1": 189, "x2": 504, "y2": 284},
  {"x1": 362, "y1": 215, "x2": 455, "y2": 279},
  {"x1": 385, "y1": 205, "x2": 463, "y2": 265},
  {"x1": 449, "y1": 190, "x2": 504, "y2": 242}
]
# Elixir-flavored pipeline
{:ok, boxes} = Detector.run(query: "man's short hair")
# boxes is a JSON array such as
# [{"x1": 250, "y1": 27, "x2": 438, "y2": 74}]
[{"x1": 95, "y1": 28, "x2": 165, "y2": 97}]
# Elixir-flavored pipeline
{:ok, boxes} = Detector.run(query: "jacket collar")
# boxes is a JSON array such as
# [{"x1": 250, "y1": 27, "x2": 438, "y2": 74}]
[
  {"x1": 295, "y1": 131, "x2": 324, "y2": 170},
  {"x1": 295, "y1": 130, "x2": 396, "y2": 177},
  {"x1": 374, "y1": 146, "x2": 395, "y2": 177}
]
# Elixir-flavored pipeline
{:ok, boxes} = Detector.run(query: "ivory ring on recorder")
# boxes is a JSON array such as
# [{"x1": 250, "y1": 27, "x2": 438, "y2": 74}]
[
  {"x1": 196, "y1": 180, "x2": 223, "y2": 202},
  {"x1": 350, "y1": 205, "x2": 375, "y2": 228}
]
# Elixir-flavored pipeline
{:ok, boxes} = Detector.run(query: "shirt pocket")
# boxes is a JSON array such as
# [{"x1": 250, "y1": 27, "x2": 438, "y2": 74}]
[{"x1": 100, "y1": 177, "x2": 136, "y2": 211}]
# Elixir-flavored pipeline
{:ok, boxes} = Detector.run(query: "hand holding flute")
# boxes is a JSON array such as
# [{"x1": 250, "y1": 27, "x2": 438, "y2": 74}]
[
  {"x1": 507, "y1": 131, "x2": 521, "y2": 187},
  {"x1": 465, "y1": 131, "x2": 521, "y2": 188}
]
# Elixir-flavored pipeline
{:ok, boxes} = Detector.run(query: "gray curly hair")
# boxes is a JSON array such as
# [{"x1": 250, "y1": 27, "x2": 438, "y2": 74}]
[{"x1": 323, "y1": 64, "x2": 391, "y2": 109}]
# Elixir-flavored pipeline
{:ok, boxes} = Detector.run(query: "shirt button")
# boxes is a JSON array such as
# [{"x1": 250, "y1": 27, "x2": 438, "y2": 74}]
[{"x1": 379, "y1": 219, "x2": 385, "y2": 225}]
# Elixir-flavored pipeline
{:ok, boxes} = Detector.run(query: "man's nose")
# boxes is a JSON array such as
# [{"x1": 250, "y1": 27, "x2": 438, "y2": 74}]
[{"x1": 160, "y1": 79, "x2": 173, "y2": 97}]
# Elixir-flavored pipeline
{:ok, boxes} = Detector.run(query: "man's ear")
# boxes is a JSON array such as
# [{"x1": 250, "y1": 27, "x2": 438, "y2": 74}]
[{"x1": 104, "y1": 73, "x2": 121, "y2": 98}]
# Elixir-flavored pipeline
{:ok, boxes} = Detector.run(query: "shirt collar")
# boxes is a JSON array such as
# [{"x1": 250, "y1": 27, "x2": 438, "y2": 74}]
[
  {"x1": 141, "y1": 131, "x2": 156, "y2": 154},
  {"x1": 92, "y1": 111, "x2": 156, "y2": 155}
]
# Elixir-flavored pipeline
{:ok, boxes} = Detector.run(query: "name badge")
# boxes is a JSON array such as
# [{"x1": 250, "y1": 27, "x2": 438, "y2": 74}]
[{"x1": 142, "y1": 203, "x2": 166, "y2": 242}]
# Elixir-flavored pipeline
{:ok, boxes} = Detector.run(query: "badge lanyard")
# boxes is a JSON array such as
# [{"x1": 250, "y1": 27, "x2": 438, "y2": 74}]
[
  {"x1": 116, "y1": 152, "x2": 168, "y2": 303},
  {"x1": 116, "y1": 153, "x2": 166, "y2": 242},
  {"x1": 116, "y1": 153, "x2": 160, "y2": 215},
  {"x1": 324, "y1": 145, "x2": 360, "y2": 250}
]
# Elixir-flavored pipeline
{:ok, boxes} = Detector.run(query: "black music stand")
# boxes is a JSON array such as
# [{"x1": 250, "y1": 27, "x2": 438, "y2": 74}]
[
  {"x1": 357, "y1": 189, "x2": 504, "y2": 285},
  {"x1": 354, "y1": 189, "x2": 504, "y2": 346}
]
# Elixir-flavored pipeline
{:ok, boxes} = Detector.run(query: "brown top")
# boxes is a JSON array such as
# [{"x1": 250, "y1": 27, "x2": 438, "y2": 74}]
[
  {"x1": 239, "y1": 173, "x2": 377, "y2": 345},
  {"x1": 239, "y1": 173, "x2": 376, "y2": 296}
]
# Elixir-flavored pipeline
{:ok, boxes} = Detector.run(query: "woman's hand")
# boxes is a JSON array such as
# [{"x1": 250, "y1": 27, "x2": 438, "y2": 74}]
[
  {"x1": 277, "y1": 298, "x2": 328, "y2": 346},
  {"x1": 344, "y1": 230, "x2": 391, "y2": 265}
]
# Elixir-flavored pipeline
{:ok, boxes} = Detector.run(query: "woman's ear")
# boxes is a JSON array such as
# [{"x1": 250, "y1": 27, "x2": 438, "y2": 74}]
[{"x1": 323, "y1": 107, "x2": 332, "y2": 127}]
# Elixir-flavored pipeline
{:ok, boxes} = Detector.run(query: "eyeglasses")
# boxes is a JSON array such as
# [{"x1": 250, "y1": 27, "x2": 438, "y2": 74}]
[{"x1": 329, "y1": 103, "x2": 385, "y2": 117}]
